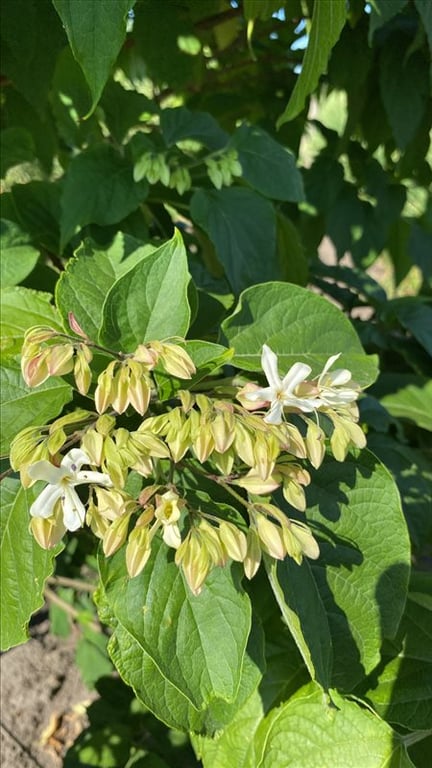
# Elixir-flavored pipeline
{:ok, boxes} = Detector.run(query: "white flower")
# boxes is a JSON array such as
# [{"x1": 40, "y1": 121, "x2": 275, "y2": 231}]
[
  {"x1": 316, "y1": 354, "x2": 360, "y2": 407},
  {"x1": 28, "y1": 449, "x2": 112, "y2": 532},
  {"x1": 245, "y1": 344, "x2": 321, "y2": 424}
]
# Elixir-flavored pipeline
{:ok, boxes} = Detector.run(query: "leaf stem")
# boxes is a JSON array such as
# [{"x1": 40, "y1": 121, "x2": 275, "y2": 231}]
[
  {"x1": 47, "y1": 575, "x2": 96, "y2": 592},
  {"x1": 44, "y1": 586, "x2": 101, "y2": 633}
]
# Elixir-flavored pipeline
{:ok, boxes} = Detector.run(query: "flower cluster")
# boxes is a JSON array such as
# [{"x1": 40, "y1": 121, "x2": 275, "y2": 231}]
[{"x1": 13, "y1": 332, "x2": 366, "y2": 595}]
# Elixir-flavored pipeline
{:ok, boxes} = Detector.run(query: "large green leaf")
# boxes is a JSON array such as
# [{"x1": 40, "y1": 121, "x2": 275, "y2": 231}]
[
  {"x1": 277, "y1": 0, "x2": 347, "y2": 126},
  {"x1": 221, "y1": 282, "x2": 379, "y2": 387},
  {"x1": 230, "y1": 124, "x2": 304, "y2": 202},
  {"x1": 99, "y1": 230, "x2": 191, "y2": 351},
  {"x1": 160, "y1": 107, "x2": 228, "y2": 150},
  {"x1": 52, "y1": 0, "x2": 134, "y2": 116},
  {"x1": 252, "y1": 683, "x2": 414, "y2": 768},
  {"x1": 154, "y1": 340, "x2": 234, "y2": 401},
  {"x1": 98, "y1": 537, "x2": 255, "y2": 730},
  {"x1": 307, "y1": 451, "x2": 410, "y2": 691},
  {"x1": 55, "y1": 233, "x2": 155, "y2": 340},
  {"x1": 0, "y1": 286, "x2": 63, "y2": 358},
  {"x1": 265, "y1": 557, "x2": 333, "y2": 691},
  {"x1": 381, "y1": 379, "x2": 432, "y2": 431},
  {"x1": 0, "y1": 361, "x2": 72, "y2": 457},
  {"x1": 0, "y1": 479, "x2": 61, "y2": 650},
  {"x1": 59, "y1": 144, "x2": 148, "y2": 250},
  {"x1": 0, "y1": 220, "x2": 39, "y2": 287},
  {"x1": 191, "y1": 188, "x2": 278, "y2": 295}
]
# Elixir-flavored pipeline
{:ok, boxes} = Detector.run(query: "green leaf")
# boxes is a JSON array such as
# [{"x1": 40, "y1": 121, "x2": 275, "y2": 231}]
[
  {"x1": 52, "y1": 0, "x2": 135, "y2": 116},
  {"x1": 0, "y1": 220, "x2": 39, "y2": 287},
  {"x1": 230, "y1": 124, "x2": 304, "y2": 202},
  {"x1": 160, "y1": 107, "x2": 228, "y2": 150},
  {"x1": 381, "y1": 379, "x2": 432, "y2": 431},
  {"x1": 2, "y1": 180, "x2": 62, "y2": 255},
  {"x1": 253, "y1": 682, "x2": 414, "y2": 768},
  {"x1": 0, "y1": 361, "x2": 72, "y2": 457},
  {"x1": 97, "y1": 538, "x2": 260, "y2": 734},
  {"x1": 379, "y1": 41, "x2": 429, "y2": 150},
  {"x1": 55, "y1": 233, "x2": 155, "y2": 340},
  {"x1": 0, "y1": 0, "x2": 65, "y2": 110},
  {"x1": 75, "y1": 628, "x2": 113, "y2": 689},
  {"x1": 243, "y1": 0, "x2": 285, "y2": 20},
  {"x1": 0, "y1": 126, "x2": 35, "y2": 177},
  {"x1": 277, "y1": 0, "x2": 347, "y2": 126},
  {"x1": 0, "y1": 286, "x2": 63, "y2": 359},
  {"x1": 265, "y1": 557, "x2": 333, "y2": 691},
  {"x1": 369, "y1": 0, "x2": 408, "y2": 40},
  {"x1": 221, "y1": 282, "x2": 379, "y2": 387},
  {"x1": 0, "y1": 479, "x2": 61, "y2": 650},
  {"x1": 191, "y1": 188, "x2": 278, "y2": 295},
  {"x1": 384, "y1": 297, "x2": 432, "y2": 356},
  {"x1": 60, "y1": 144, "x2": 148, "y2": 250},
  {"x1": 99, "y1": 230, "x2": 191, "y2": 351},
  {"x1": 307, "y1": 451, "x2": 410, "y2": 691},
  {"x1": 276, "y1": 214, "x2": 308, "y2": 286}
]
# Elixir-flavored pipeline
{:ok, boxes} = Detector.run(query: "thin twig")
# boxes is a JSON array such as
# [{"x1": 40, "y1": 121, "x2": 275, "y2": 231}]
[
  {"x1": 47, "y1": 575, "x2": 96, "y2": 592},
  {"x1": 44, "y1": 586, "x2": 101, "y2": 634}
]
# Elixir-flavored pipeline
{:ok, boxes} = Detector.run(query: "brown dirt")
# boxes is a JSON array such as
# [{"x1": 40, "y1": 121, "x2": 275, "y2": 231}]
[{"x1": 0, "y1": 612, "x2": 96, "y2": 768}]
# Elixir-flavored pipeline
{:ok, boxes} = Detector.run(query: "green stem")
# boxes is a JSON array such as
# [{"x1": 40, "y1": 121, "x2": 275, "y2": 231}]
[
  {"x1": 186, "y1": 460, "x2": 250, "y2": 510},
  {"x1": 48, "y1": 575, "x2": 96, "y2": 592},
  {"x1": 403, "y1": 729, "x2": 432, "y2": 747}
]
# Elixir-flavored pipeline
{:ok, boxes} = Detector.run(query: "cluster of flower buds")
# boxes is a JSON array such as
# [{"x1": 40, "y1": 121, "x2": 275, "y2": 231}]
[
  {"x1": 205, "y1": 149, "x2": 242, "y2": 189},
  {"x1": 21, "y1": 326, "x2": 93, "y2": 395},
  {"x1": 133, "y1": 152, "x2": 193, "y2": 195}
]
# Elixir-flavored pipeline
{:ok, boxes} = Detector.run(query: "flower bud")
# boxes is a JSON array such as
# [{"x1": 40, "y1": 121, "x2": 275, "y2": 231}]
[
  {"x1": 305, "y1": 419, "x2": 326, "y2": 469},
  {"x1": 175, "y1": 530, "x2": 211, "y2": 596},
  {"x1": 244, "y1": 528, "x2": 262, "y2": 579},
  {"x1": 21, "y1": 349, "x2": 50, "y2": 387},
  {"x1": 199, "y1": 520, "x2": 227, "y2": 567},
  {"x1": 235, "y1": 469, "x2": 280, "y2": 495},
  {"x1": 152, "y1": 342, "x2": 196, "y2": 379},
  {"x1": 255, "y1": 513, "x2": 285, "y2": 560},
  {"x1": 81, "y1": 429, "x2": 104, "y2": 465},
  {"x1": 95, "y1": 361, "x2": 117, "y2": 413},
  {"x1": 219, "y1": 521, "x2": 247, "y2": 562},
  {"x1": 126, "y1": 526, "x2": 152, "y2": 577},
  {"x1": 30, "y1": 504, "x2": 66, "y2": 549},
  {"x1": 47, "y1": 344, "x2": 74, "y2": 377},
  {"x1": 103, "y1": 513, "x2": 132, "y2": 556},
  {"x1": 74, "y1": 344, "x2": 93, "y2": 395}
]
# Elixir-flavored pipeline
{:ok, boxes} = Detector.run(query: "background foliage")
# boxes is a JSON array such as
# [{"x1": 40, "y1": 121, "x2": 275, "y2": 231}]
[{"x1": 1, "y1": 0, "x2": 431, "y2": 766}]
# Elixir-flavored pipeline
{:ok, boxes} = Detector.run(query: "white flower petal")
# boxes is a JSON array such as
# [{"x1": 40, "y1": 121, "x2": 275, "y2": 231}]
[
  {"x1": 319, "y1": 354, "x2": 341, "y2": 378},
  {"x1": 284, "y1": 394, "x2": 322, "y2": 413},
  {"x1": 282, "y1": 362, "x2": 312, "y2": 394},
  {"x1": 30, "y1": 484, "x2": 62, "y2": 519},
  {"x1": 328, "y1": 369, "x2": 352, "y2": 386},
  {"x1": 61, "y1": 449, "x2": 91, "y2": 474},
  {"x1": 28, "y1": 460, "x2": 63, "y2": 485},
  {"x1": 75, "y1": 470, "x2": 113, "y2": 487},
  {"x1": 163, "y1": 523, "x2": 181, "y2": 549},
  {"x1": 263, "y1": 400, "x2": 284, "y2": 424},
  {"x1": 62, "y1": 487, "x2": 86, "y2": 531},
  {"x1": 261, "y1": 345, "x2": 282, "y2": 391},
  {"x1": 245, "y1": 386, "x2": 274, "y2": 403}
]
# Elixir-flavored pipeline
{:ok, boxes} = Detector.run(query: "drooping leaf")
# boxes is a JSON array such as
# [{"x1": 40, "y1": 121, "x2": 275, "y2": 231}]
[
  {"x1": 265, "y1": 556, "x2": 333, "y2": 691},
  {"x1": 380, "y1": 379, "x2": 432, "y2": 431},
  {"x1": 252, "y1": 682, "x2": 414, "y2": 768},
  {"x1": 52, "y1": 0, "x2": 135, "y2": 116},
  {"x1": 0, "y1": 220, "x2": 39, "y2": 287},
  {"x1": 220, "y1": 281, "x2": 379, "y2": 387},
  {"x1": 0, "y1": 479, "x2": 61, "y2": 650},
  {"x1": 307, "y1": 451, "x2": 411, "y2": 691},
  {"x1": 0, "y1": 361, "x2": 72, "y2": 457},
  {"x1": 0, "y1": 126, "x2": 35, "y2": 177},
  {"x1": 277, "y1": 0, "x2": 347, "y2": 126},
  {"x1": 191, "y1": 188, "x2": 278, "y2": 295},
  {"x1": 99, "y1": 229, "x2": 191, "y2": 351},
  {"x1": 160, "y1": 107, "x2": 228, "y2": 150},
  {"x1": 60, "y1": 144, "x2": 148, "y2": 250},
  {"x1": 230, "y1": 124, "x2": 304, "y2": 202}
]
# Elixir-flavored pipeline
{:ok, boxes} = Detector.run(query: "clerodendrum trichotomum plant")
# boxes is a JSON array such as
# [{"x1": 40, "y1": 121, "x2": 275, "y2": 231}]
[{"x1": 2, "y1": 230, "x2": 419, "y2": 765}]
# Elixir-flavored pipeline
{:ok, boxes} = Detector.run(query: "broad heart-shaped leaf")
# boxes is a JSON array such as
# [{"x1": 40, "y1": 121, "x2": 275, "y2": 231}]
[
  {"x1": 98, "y1": 536, "x2": 252, "y2": 715},
  {"x1": 252, "y1": 682, "x2": 414, "y2": 768},
  {"x1": 277, "y1": 0, "x2": 347, "y2": 126},
  {"x1": 265, "y1": 556, "x2": 333, "y2": 691},
  {"x1": 99, "y1": 229, "x2": 191, "y2": 351},
  {"x1": 230, "y1": 124, "x2": 304, "y2": 202},
  {"x1": 0, "y1": 479, "x2": 61, "y2": 650},
  {"x1": 0, "y1": 219, "x2": 39, "y2": 287},
  {"x1": 220, "y1": 282, "x2": 379, "y2": 387},
  {"x1": 0, "y1": 286, "x2": 64, "y2": 359},
  {"x1": 0, "y1": 361, "x2": 72, "y2": 457},
  {"x1": 55, "y1": 233, "x2": 155, "y2": 340},
  {"x1": 59, "y1": 144, "x2": 148, "y2": 250},
  {"x1": 52, "y1": 0, "x2": 135, "y2": 116},
  {"x1": 305, "y1": 450, "x2": 410, "y2": 691},
  {"x1": 190, "y1": 188, "x2": 278, "y2": 296},
  {"x1": 381, "y1": 379, "x2": 432, "y2": 431}
]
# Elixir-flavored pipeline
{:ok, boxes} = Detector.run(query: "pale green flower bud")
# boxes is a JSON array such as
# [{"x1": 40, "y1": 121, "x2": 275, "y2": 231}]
[
  {"x1": 95, "y1": 361, "x2": 117, "y2": 414},
  {"x1": 126, "y1": 526, "x2": 152, "y2": 577},
  {"x1": 305, "y1": 419, "x2": 326, "y2": 469},
  {"x1": 219, "y1": 521, "x2": 247, "y2": 562},
  {"x1": 74, "y1": 344, "x2": 93, "y2": 395},
  {"x1": 47, "y1": 344, "x2": 75, "y2": 377},
  {"x1": 133, "y1": 152, "x2": 152, "y2": 182},
  {"x1": 81, "y1": 429, "x2": 104, "y2": 466},
  {"x1": 244, "y1": 528, "x2": 262, "y2": 579},
  {"x1": 175, "y1": 530, "x2": 211, "y2": 596},
  {"x1": 103, "y1": 513, "x2": 132, "y2": 556},
  {"x1": 255, "y1": 513, "x2": 285, "y2": 560},
  {"x1": 30, "y1": 502, "x2": 66, "y2": 549}
]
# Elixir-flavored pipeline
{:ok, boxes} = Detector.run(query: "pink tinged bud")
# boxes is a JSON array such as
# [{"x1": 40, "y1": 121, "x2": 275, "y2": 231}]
[
  {"x1": 47, "y1": 344, "x2": 74, "y2": 377},
  {"x1": 68, "y1": 312, "x2": 88, "y2": 339},
  {"x1": 128, "y1": 372, "x2": 150, "y2": 416},
  {"x1": 126, "y1": 526, "x2": 152, "y2": 578},
  {"x1": 133, "y1": 344, "x2": 159, "y2": 368},
  {"x1": 95, "y1": 362, "x2": 117, "y2": 414},
  {"x1": 244, "y1": 528, "x2": 262, "y2": 579},
  {"x1": 255, "y1": 514, "x2": 286, "y2": 560},
  {"x1": 219, "y1": 521, "x2": 247, "y2": 562},
  {"x1": 103, "y1": 513, "x2": 131, "y2": 556},
  {"x1": 236, "y1": 382, "x2": 268, "y2": 410},
  {"x1": 22, "y1": 350, "x2": 50, "y2": 387}
]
